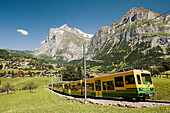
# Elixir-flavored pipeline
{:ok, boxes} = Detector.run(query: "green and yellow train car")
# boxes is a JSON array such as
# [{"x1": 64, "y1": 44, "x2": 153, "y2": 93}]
[{"x1": 51, "y1": 70, "x2": 155, "y2": 100}]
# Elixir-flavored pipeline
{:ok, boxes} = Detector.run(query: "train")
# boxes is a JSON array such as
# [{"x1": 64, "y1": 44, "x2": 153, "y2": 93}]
[{"x1": 49, "y1": 70, "x2": 155, "y2": 100}]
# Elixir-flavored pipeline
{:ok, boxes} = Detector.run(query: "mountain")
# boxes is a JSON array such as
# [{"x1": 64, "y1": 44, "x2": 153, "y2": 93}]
[
  {"x1": 34, "y1": 24, "x2": 93, "y2": 62},
  {"x1": 86, "y1": 7, "x2": 170, "y2": 72},
  {"x1": 7, "y1": 49, "x2": 34, "y2": 58}
]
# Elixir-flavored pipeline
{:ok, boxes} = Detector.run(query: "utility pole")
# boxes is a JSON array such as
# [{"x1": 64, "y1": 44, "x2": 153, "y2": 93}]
[
  {"x1": 51, "y1": 71, "x2": 53, "y2": 92},
  {"x1": 61, "y1": 70, "x2": 63, "y2": 81},
  {"x1": 83, "y1": 43, "x2": 87, "y2": 104}
]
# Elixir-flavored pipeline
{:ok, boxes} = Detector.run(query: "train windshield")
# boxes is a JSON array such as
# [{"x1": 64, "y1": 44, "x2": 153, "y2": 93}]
[{"x1": 141, "y1": 73, "x2": 152, "y2": 84}]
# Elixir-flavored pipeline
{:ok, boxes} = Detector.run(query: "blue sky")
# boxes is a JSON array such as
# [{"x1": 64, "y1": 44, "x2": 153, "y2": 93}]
[{"x1": 0, "y1": 0, "x2": 169, "y2": 51}]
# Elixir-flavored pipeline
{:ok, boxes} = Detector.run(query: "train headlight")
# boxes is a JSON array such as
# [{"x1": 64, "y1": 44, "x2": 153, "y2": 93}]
[
  {"x1": 139, "y1": 87, "x2": 143, "y2": 91},
  {"x1": 150, "y1": 87, "x2": 154, "y2": 91}
]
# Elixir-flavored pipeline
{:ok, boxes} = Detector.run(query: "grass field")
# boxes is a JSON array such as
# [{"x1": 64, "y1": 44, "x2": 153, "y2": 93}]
[
  {"x1": 0, "y1": 77, "x2": 170, "y2": 112},
  {"x1": 0, "y1": 87, "x2": 169, "y2": 113},
  {"x1": 1, "y1": 77, "x2": 170, "y2": 100},
  {"x1": 152, "y1": 77, "x2": 170, "y2": 100},
  {"x1": 0, "y1": 77, "x2": 28, "y2": 85},
  {"x1": 14, "y1": 77, "x2": 59, "y2": 89}
]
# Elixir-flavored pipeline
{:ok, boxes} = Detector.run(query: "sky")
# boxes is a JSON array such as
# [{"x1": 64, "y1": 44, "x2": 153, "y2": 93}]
[{"x1": 0, "y1": 0, "x2": 169, "y2": 51}]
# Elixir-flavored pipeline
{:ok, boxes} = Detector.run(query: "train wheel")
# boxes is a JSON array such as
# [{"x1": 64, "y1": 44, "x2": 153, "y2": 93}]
[
  {"x1": 136, "y1": 97, "x2": 141, "y2": 101},
  {"x1": 142, "y1": 97, "x2": 146, "y2": 101}
]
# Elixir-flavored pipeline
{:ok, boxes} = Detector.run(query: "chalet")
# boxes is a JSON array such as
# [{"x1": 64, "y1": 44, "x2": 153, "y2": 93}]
[
  {"x1": 24, "y1": 72, "x2": 30, "y2": 77},
  {"x1": 20, "y1": 61, "x2": 29, "y2": 66},
  {"x1": 18, "y1": 67, "x2": 23, "y2": 70},
  {"x1": 18, "y1": 71, "x2": 23, "y2": 76},
  {"x1": 44, "y1": 74, "x2": 49, "y2": 77},
  {"x1": 5, "y1": 74, "x2": 12, "y2": 78}
]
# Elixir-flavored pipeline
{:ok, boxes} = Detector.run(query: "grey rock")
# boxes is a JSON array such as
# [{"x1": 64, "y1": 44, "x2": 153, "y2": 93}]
[
  {"x1": 87, "y1": 7, "x2": 170, "y2": 59},
  {"x1": 35, "y1": 24, "x2": 93, "y2": 62}
]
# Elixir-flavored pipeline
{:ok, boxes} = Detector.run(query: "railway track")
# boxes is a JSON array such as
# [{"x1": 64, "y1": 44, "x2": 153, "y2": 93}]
[{"x1": 49, "y1": 88, "x2": 170, "y2": 108}]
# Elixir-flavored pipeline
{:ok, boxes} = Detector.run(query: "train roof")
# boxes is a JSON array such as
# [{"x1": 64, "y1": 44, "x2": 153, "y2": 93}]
[
  {"x1": 61, "y1": 69, "x2": 150, "y2": 83},
  {"x1": 95, "y1": 69, "x2": 150, "y2": 78}
]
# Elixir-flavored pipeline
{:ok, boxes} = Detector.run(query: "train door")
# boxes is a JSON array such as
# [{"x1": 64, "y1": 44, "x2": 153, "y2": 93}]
[{"x1": 95, "y1": 79, "x2": 102, "y2": 97}]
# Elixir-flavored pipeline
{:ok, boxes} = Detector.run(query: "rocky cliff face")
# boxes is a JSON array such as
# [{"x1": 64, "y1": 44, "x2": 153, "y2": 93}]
[
  {"x1": 87, "y1": 7, "x2": 170, "y2": 59},
  {"x1": 86, "y1": 7, "x2": 170, "y2": 70},
  {"x1": 35, "y1": 7, "x2": 169, "y2": 68},
  {"x1": 35, "y1": 24, "x2": 93, "y2": 62}
]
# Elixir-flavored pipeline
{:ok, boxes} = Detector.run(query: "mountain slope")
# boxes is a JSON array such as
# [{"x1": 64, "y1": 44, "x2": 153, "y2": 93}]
[
  {"x1": 34, "y1": 24, "x2": 93, "y2": 62},
  {"x1": 86, "y1": 7, "x2": 170, "y2": 72}
]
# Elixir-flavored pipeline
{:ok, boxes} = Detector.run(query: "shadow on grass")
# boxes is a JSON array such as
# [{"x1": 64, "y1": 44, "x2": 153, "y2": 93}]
[{"x1": 0, "y1": 92, "x2": 16, "y2": 95}]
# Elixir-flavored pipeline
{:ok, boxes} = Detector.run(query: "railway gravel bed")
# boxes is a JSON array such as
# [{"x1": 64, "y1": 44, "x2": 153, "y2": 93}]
[{"x1": 48, "y1": 88, "x2": 170, "y2": 108}]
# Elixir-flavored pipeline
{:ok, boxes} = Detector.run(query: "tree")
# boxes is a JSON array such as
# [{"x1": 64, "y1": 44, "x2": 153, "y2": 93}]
[
  {"x1": 29, "y1": 71, "x2": 32, "y2": 77},
  {"x1": 75, "y1": 65, "x2": 83, "y2": 80},
  {"x1": 3, "y1": 71, "x2": 6, "y2": 76},
  {"x1": 8, "y1": 70, "x2": 11, "y2": 74},
  {"x1": 149, "y1": 68, "x2": 160, "y2": 77},
  {"x1": 162, "y1": 58, "x2": 170, "y2": 71},
  {"x1": 0, "y1": 64, "x2": 3, "y2": 70},
  {"x1": 157, "y1": 66, "x2": 165, "y2": 72},
  {"x1": 63, "y1": 65, "x2": 76, "y2": 81},
  {"x1": 12, "y1": 70, "x2": 15, "y2": 78},
  {"x1": 23, "y1": 81, "x2": 37, "y2": 93},
  {"x1": 22, "y1": 72, "x2": 25, "y2": 77},
  {"x1": 0, "y1": 82, "x2": 15, "y2": 94}
]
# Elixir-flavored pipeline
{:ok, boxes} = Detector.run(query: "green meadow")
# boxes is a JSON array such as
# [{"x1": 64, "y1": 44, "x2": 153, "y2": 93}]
[
  {"x1": 0, "y1": 77, "x2": 169, "y2": 112},
  {"x1": 0, "y1": 77, "x2": 28, "y2": 85},
  {"x1": 0, "y1": 87, "x2": 170, "y2": 113},
  {"x1": 14, "y1": 77, "x2": 59, "y2": 89},
  {"x1": 153, "y1": 77, "x2": 170, "y2": 100}
]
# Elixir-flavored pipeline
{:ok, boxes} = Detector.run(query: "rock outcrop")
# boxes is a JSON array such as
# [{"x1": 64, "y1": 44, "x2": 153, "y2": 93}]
[
  {"x1": 87, "y1": 7, "x2": 170, "y2": 59},
  {"x1": 35, "y1": 24, "x2": 93, "y2": 61}
]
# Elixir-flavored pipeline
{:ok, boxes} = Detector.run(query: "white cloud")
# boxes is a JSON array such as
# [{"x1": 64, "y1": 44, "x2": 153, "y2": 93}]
[{"x1": 17, "y1": 29, "x2": 29, "y2": 35}]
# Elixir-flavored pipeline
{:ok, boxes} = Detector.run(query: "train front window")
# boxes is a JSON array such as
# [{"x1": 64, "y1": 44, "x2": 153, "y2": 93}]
[
  {"x1": 137, "y1": 75, "x2": 141, "y2": 84},
  {"x1": 141, "y1": 74, "x2": 152, "y2": 84}
]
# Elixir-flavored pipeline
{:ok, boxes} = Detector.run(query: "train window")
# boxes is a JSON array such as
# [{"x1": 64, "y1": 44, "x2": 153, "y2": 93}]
[
  {"x1": 87, "y1": 83, "x2": 94, "y2": 91},
  {"x1": 107, "y1": 81, "x2": 114, "y2": 90},
  {"x1": 92, "y1": 83, "x2": 94, "y2": 91},
  {"x1": 65, "y1": 85, "x2": 68, "y2": 89},
  {"x1": 137, "y1": 75, "x2": 141, "y2": 84},
  {"x1": 82, "y1": 82, "x2": 84, "y2": 87},
  {"x1": 87, "y1": 83, "x2": 91, "y2": 91},
  {"x1": 115, "y1": 76, "x2": 124, "y2": 87},
  {"x1": 78, "y1": 83, "x2": 81, "y2": 86},
  {"x1": 103, "y1": 82, "x2": 106, "y2": 90},
  {"x1": 125, "y1": 75, "x2": 135, "y2": 84},
  {"x1": 71, "y1": 85, "x2": 78, "y2": 91},
  {"x1": 141, "y1": 74, "x2": 152, "y2": 84},
  {"x1": 69, "y1": 84, "x2": 71, "y2": 89},
  {"x1": 95, "y1": 80, "x2": 101, "y2": 91}
]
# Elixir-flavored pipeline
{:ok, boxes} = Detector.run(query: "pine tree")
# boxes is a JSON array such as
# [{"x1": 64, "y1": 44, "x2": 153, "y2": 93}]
[{"x1": 12, "y1": 70, "x2": 15, "y2": 78}]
